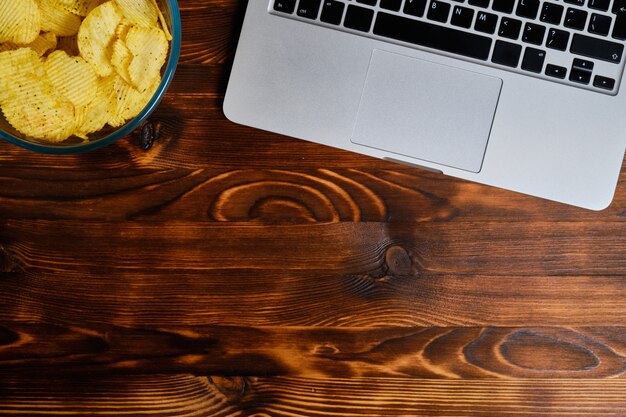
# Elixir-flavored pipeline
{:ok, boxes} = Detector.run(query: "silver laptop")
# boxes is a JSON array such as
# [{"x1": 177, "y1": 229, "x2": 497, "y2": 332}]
[{"x1": 224, "y1": 0, "x2": 626, "y2": 209}]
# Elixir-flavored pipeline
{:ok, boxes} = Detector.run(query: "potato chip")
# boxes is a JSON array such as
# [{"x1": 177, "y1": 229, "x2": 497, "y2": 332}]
[
  {"x1": 29, "y1": 32, "x2": 58, "y2": 56},
  {"x1": 78, "y1": 1, "x2": 123, "y2": 76},
  {"x1": 45, "y1": 50, "x2": 98, "y2": 107},
  {"x1": 108, "y1": 74, "x2": 159, "y2": 127},
  {"x1": 0, "y1": 48, "x2": 44, "y2": 104},
  {"x1": 0, "y1": 47, "x2": 44, "y2": 77},
  {"x1": 125, "y1": 26, "x2": 168, "y2": 92},
  {"x1": 126, "y1": 75, "x2": 160, "y2": 120},
  {"x1": 107, "y1": 75, "x2": 133, "y2": 127},
  {"x1": 114, "y1": 18, "x2": 132, "y2": 41},
  {"x1": 110, "y1": 38, "x2": 132, "y2": 82},
  {"x1": 0, "y1": 32, "x2": 57, "y2": 56},
  {"x1": 73, "y1": 74, "x2": 116, "y2": 138},
  {"x1": 1, "y1": 72, "x2": 76, "y2": 142},
  {"x1": 0, "y1": 0, "x2": 41, "y2": 44},
  {"x1": 150, "y1": 0, "x2": 171, "y2": 41},
  {"x1": 114, "y1": 0, "x2": 157, "y2": 28},
  {"x1": 39, "y1": 0, "x2": 82, "y2": 37},
  {"x1": 56, "y1": 0, "x2": 107, "y2": 17}
]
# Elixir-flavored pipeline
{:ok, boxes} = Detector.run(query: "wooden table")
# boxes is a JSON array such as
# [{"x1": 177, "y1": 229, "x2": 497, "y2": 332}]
[{"x1": 2, "y1": 1, "x2": 626, "y2": 415}]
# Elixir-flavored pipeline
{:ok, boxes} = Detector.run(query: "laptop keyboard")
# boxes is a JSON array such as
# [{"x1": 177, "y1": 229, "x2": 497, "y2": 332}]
[{"x1": 270, "y1": 0, "x2": 626, "y2": 94}]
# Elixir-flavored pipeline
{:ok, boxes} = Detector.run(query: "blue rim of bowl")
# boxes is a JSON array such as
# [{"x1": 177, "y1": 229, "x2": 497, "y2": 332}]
[{"x1": 0, "y1": 0, "x2": 182, "y2": 155}]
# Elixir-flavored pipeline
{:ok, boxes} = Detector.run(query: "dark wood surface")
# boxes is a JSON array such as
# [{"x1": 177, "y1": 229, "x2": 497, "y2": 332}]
[{"x1": 2, "y1": 0, "x2": 626, "y2": 415}]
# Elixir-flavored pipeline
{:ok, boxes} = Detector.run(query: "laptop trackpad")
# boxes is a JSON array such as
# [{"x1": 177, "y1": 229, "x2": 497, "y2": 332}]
[{"x1": 351, "y1": 50, "x2": 502, "y2": 173}]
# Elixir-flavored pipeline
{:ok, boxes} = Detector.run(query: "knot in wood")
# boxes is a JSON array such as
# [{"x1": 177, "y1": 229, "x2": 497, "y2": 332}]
[
  {"x1": 139, "y1": 120, "x2": 161, "y2": 151},
  {"x1": 384, "y1": 245, "x2": 412, "y2": 276},
  {"x1": 209, "y1": 376, "x2": 247, "y2": 401}
]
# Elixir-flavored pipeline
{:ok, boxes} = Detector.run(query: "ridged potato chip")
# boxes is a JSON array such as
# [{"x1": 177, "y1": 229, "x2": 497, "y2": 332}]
[
  {"x1": 0, "y1": 48, "x2": 44, "y2": 104},
  {"x1": 0, "y1": 0, "x2": 41, "y2": 44},
  {"x1": 56, "y1": 0, "x2": 107, "y2": 17},
  {"x1": 114, "y1": 0, "x2": 157, "y2": 28},
  {"x1": 0, "y1": 32, "x2": 57, "y2": 56},
  {"x1": 150, "y1": 0, "x2": 171, "y2": 41},
  {"x1": 125, "y1": 26, "x2": 168, "y2": 92},
  {"x1": 110, "y1": 38, "x2": 132, "y2": 82},
  {"x1": 39, "y1": 0, "x2": 82, "y2": 37},
  {"x1": 26, "y1": 32, "x2": 58, "y2": 56},
  {"x1": 1, "y1": 72, "x2": 76, "y2": 142},
  {"x1": 114, "y1": 18, "x2": 132, "y2": 41},
  {"x1": 74, "y1": 74, "x2": 116, "y2": 138},
  {"x1": 107, "y1": 75, "x2": 133, "y2": 127},
  {"x1": 45, "y1": 50, "x2": 98, "y2": 107},
  {"x1": 78, "y1": 1, "x2": 123, "y2": 76},
  {"x1": 108, "y1": 74, "x2": 160, "y2": 127}
]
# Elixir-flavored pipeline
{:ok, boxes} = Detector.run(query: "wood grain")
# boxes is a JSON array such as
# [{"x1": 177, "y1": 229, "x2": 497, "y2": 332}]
[
  {"x1": 1, "y1": 220, "x2": 626, "y2": 275},
  {"x1": 3, "y1": 375, "x2": 626, "y2": 416},
  {"x1": 4, "y1": 270, "x2": 626, "y2": 327},
  {"x1": 3, "y1": 322, "x2": 626, "y2": 378},
  {"x1": 1, "y1": 138, "x2": 625, "y2": 223}
]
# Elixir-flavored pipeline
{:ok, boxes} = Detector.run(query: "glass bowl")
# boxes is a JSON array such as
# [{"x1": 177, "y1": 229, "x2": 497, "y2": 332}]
[{"x1": 0, "y1": 0, "x2": 181, "y2": 154}]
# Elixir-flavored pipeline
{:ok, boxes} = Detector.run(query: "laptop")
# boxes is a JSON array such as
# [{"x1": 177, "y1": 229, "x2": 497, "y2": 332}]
[{"x1": 224, "y1": 0, "x2": 626, "y2": 210}]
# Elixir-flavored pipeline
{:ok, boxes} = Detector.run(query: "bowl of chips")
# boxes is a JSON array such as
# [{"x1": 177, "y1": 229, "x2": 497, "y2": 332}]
[{"x1": 0, "y1": 0, "x2": 181, "y2": 154}]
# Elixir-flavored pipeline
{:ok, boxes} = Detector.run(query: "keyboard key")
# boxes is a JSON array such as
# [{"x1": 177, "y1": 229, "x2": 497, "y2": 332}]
[
  {"x1": 564, "y1": 8, "x2": 588, "y2": 30},
  {"x1": 540, "y1": 3, "x2": 564, "y2": 25},
  {"x1": 344, "y1": 5, "x2": 375, "y2": 31},
  {"x1": 614, "y1": 16, "x2": 626, "y2": 39},
  {"x1": 320, "y1": 0, "x2": 345, "y2": 24},
  {"x1": 573, "y1": 58, "x2": 594, "y2": 70},
  {"x1": 298, "y1": 0, "x2": 324, "y2": 18},
  {"x1": 469, "y1": 0, "x2": 490, "y2": 7},
  {"x1": 516, "y1": 0, "x2": 540, "y2": 19},
  {"x1": 492, "y1": 40, "x2": 522, "y2": 67},
  {"x1": 380, "y1": 0, "x2": 403, "y2": 10},
  {"x1": 588, "y1": 13, "x2": 612, "y2": 35},
  {"x1": 569, "y1": 68, "x2": 592, "y2": 83},
  {"x1": 521, "y1": 47, "x2": 546, "y2": 72},
  {"x1": 492, "y1": 0, "x2": 515, "y2": 13},
  {"x1": 274, "y1": 0, "x2": 297, "y2": 13},
  {"x1": 613, "y1": 2, "x2": 626, "y2": 40},
  {"x1": 498, "y1": 17, "x2": 522, "y2": 39},
  {"x1": 522, "y1": 22, "x2": 546, "y2": 44},
  {"x1": 589, "y1": 0, "x2": 610, "y2": 10},
  {"x1": 427, "y1": 0, "x2": 452, "y2": 22},
  {"x1": 593, "y1": 75, "x2": 615, "y2": 89},
  {"x1": 546, "y1": 28, "x2": 570, "y2": 50},
  {"x1": 297, "y1": 0, "x2": 322, "y2": 18},
  {"x1": 404, "y1": 0, "x2": 428, "y2": 17},
  {"x1": 564, "y1": 0, "x2": 585, "y2": 6},
  {"x1": 451, "y1": 6, "x2": 475, "y2": 28},
  {"x1": 612, "y1": 0, "x2": 626, "y2": 13},
  {"x1": 475, "y1": 11, "x2": 498, "y2": 33},
  {"x1": 545, "y1": 63, "x2": 567, "y2": 78},
  {"x1": 357, "y1": 0, "x2": 377, "y2": 5},
  {"x1": 570, "y1": 33, "x2": 624, "y2": 62},
  {"x1": 373, "y1": 12, "x2": 493, "y2": 60}
]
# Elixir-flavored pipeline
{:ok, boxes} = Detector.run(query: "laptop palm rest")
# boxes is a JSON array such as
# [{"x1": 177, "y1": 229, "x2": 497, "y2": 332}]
[{"x1": 351, "y1": 50, "x2": 503, "y2": 173}]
